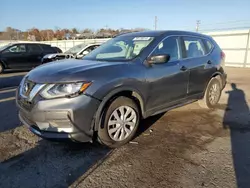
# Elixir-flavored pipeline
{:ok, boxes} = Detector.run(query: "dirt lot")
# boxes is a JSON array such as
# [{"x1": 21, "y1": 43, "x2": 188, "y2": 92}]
[{"x1": 0, "y1": 68, "x2": 250, "y2": 188}]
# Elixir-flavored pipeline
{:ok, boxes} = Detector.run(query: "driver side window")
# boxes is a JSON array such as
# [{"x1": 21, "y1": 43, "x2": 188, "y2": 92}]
[
  {"x1": 151, "y1": 37, "x2": 180, "y2": 61},
  {"x1": 3, "y1": 44, "x2": 26, "y2": 53}
]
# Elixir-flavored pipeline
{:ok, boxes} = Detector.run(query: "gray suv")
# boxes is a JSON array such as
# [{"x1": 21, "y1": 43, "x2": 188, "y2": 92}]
[{"x1": 16, "y1": 30, "x2": 227, "y2": 148}]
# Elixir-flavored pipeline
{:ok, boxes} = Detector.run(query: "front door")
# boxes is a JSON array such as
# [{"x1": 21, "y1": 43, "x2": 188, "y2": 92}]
[
  {"x1": 145, "y1": 36, "x2": 189, "y2": 112},
  {"x1": 1, "y1": 44, "x2": 28, "y2": 69}
]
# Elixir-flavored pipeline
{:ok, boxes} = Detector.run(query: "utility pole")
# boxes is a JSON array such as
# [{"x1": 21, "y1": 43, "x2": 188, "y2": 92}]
[
  {"x1": 154, "y1": 16, "x2": 157, "y2": 30},
  {"x1": 196, "y1": 20, "x2": 201, "y2": 32},
  {"x1": 16, "y1": 30, "x2": 20, "y2": 40}
]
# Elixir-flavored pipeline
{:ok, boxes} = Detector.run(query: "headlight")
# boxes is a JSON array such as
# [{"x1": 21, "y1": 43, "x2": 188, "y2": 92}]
[
  {"x1": 40, "y1": 82, "x2": 91, "y2": 99},
  {"x1": 47, "y1": 54, "x2": 56, "y2": 59},
  {"x1": 18, "y1": 77, "x2": 26, "y2": 94}
]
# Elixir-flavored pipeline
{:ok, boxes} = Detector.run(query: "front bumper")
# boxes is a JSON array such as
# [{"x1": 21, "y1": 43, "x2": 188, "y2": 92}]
[{"x1": 17, "y1": 93, "x2": 101, "y2": 142}]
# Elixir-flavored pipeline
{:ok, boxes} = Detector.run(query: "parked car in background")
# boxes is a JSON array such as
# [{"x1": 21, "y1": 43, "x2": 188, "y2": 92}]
[
  {"x1": 41, "y1": 43, "x2": 101, "y2": 63},
  {"x1": 53, "y1": 46, "x2": 63, "y2": 53},
  {"x1": 16, "y1": 30, "x2": 227, "y2": 148},
  {"x1": 0, "y1": 43, "x2": 58, "y2": 73}
]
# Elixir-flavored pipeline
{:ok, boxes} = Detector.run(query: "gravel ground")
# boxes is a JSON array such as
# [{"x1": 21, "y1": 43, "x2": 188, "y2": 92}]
[{"x1": 0, "y1": 68, "x2": 250, "y2": 188}]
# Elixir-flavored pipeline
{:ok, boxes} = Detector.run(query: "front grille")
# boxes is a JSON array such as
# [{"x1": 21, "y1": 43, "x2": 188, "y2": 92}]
[
  {"x1": 19, "y1": 79, "x2": 45, "y2": 105},
  {"x1": 18, "y1": 96, "x2": 33, "y2": 111}
]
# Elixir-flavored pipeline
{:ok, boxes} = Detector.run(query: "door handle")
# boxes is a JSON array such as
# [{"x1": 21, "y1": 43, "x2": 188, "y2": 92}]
[
  {"x1": 207, "y1": 60, "x2": 212, "y2": 64},
  {"x1": 180, "y1": 66, "x2": 187, "y2": 71}
]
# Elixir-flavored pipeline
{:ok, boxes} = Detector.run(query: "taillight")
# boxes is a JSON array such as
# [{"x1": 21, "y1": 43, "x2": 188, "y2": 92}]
[{"x1": 221, "y1": 51, "x2": 225, "y2": 60}]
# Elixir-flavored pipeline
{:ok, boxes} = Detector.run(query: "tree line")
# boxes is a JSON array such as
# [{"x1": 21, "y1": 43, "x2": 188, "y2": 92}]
[{"x1": 0, "y1": 27, "x2": 148, "y2": 41}]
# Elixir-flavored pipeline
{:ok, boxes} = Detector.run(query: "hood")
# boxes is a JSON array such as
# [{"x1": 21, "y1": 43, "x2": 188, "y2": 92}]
[
  {"x1": 26, "y1": 59, "x2": 125, "y2": 83},
  {"x1": 43, "y1": 53, "x2": 68, "y2": 58}
]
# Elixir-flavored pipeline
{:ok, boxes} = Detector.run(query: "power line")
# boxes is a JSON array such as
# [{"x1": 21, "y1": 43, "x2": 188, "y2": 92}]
[
  {"x1": 180, "y1": 20, "x2": 250, "y2": 32},
  {"x1": 179, "y1": 19, "x2": 250, "y2": 31},
  {"x1": 199, "y1": 26, "x2": 250, "y2": 32},
  {"x1": 200, "y1": 19, "x2": 250, "y2": 27}
]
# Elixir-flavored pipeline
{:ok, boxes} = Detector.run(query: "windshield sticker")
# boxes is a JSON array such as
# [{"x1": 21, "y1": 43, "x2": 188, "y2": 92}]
[{"x1": 133, "y1": 37, "x2": 152, "y2": 41}]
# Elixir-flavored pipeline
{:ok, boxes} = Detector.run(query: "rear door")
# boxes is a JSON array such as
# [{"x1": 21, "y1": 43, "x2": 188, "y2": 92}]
[
  {"x1": 180, "y1": 36, "x2": 216, "y2": 96},
  {"x1": 26, "y1": 44, "x2": 43, "y2": 67},
  {"x1": 0, "y1": 44, "x2": 28, "y2": 69}
]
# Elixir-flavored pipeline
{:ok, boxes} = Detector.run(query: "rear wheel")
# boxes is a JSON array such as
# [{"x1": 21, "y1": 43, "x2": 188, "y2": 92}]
[
  {"x1": 97, "y1": 96, "x2": 140, "y2": 148},
  {"x1": 199, "y1": 77, "x2": 222, "y2": 109}
]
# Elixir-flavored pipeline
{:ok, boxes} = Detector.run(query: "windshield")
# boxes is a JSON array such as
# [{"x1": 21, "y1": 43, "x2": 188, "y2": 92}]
[
  {"x1": 65, "y1": 43, "x2": 87, "y2": 54},
  {"x1": 0, "y1": 44, "x2": 12, "y2": 51},
  {"x1": 83, "y1": 36, "x2": 154, "y2": 61}
]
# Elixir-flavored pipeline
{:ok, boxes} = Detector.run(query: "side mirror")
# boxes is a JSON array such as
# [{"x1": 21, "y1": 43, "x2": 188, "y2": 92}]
[
  {"x1": 147, "y1": 54, "x2": 170, "y2": 64},
  {"x1": 82, "y1": 50, "x2": 90, "y2": 56}
]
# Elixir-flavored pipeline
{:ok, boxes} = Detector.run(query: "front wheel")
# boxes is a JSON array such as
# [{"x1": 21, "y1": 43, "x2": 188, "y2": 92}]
[
  {"x1": 199, "y1": 77, "x2": 222, "y2": 109},
  {"x1": 0, "y1": 63, "x2": 4, "y2": 74},
  {"x1": 97, "y1": 96, "x2": 140, "y2": 148}
]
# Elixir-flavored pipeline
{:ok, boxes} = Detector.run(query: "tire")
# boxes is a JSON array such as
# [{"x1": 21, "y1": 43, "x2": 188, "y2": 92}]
[
  {"x1": 97, "y1": 96, "x2": 140, "y2": 148},
  {"x1": 0, "y1": 63, "x2": 4, "y2": 74},
  {"x1": 199, "y1": 77, "x2": 222, "y2": 109}
]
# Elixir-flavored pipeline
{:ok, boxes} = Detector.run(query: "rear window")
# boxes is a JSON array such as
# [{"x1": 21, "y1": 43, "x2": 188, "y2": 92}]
[{"x1": 40, "y1": 45, "x2": 56, "y2": 53}]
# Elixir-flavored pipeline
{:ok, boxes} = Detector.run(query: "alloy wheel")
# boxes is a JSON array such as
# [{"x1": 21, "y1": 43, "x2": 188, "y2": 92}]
[
  {"x1": 107, "y1": 106, "x2": 137, "y2": 141},
  {"x1": 208, "y1": 83, "x2": 220, "y2": 105}
]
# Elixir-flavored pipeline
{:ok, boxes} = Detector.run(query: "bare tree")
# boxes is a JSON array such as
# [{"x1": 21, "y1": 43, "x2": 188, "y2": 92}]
[
  {"x1": 72, "y1": 28, "x2": 79, "y2": 34},
  {"x1": 82, "y1": 28, "x2": 93, "y2": 34},
  {"x1": 29, "y1": 28, "x2": 41, "y2": 41}
]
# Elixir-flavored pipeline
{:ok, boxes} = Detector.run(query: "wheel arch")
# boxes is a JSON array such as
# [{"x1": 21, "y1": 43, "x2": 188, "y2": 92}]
[
  {"x1": 202, "y1": 71, "x2": 223, "y2": 98},
  {"x1": 0, "y1": 59, "x2": 6, "y2": 69},
  {"x1": 211, "y1": 71, "x2": 223, "y2": 88},
  {"x1": 93, "y1": 87, "x2": 146, "y2": 131}
]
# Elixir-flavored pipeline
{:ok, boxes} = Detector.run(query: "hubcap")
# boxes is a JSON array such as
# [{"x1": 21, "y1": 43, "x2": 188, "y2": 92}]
[
  {"x1": 108, "y1": 106, "x2": 137, "y2": 141},
  {"x1": 208, "y1": 83, "x2": 220, "y2": 105}
]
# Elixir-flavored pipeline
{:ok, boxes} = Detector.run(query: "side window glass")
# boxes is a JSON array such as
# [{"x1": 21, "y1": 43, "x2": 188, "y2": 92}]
[
  {"x1": 81, "y1": 45, "x2": 97, "y2": 55},
  {"x1": 28, "y1": 44, "x2": 42, "y2": 53},
  {"x1": 91, "y1": 45, "x2": 99, "y2": 51},
  {"x1": 3, "y1": 44, "x2": 26, "y2": 53},
  {"x1": 183, "y1": 37, "x2": 205, "y2": 58},
  {"x1": 41, "y1": 45, "x2": 55, "y2": 53},
  {"x1": 151, "y1": 37, "x2": 180, "y2": 61},
  {"x1": 132, "y1": 41, "x2": 149, "y2": 56},
  {"x1": 205, "y1": 40, "x2": 213, "y2": 52},
  {"x1": 81, "y1": 46, "x2": 92, "y2": 55}
]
